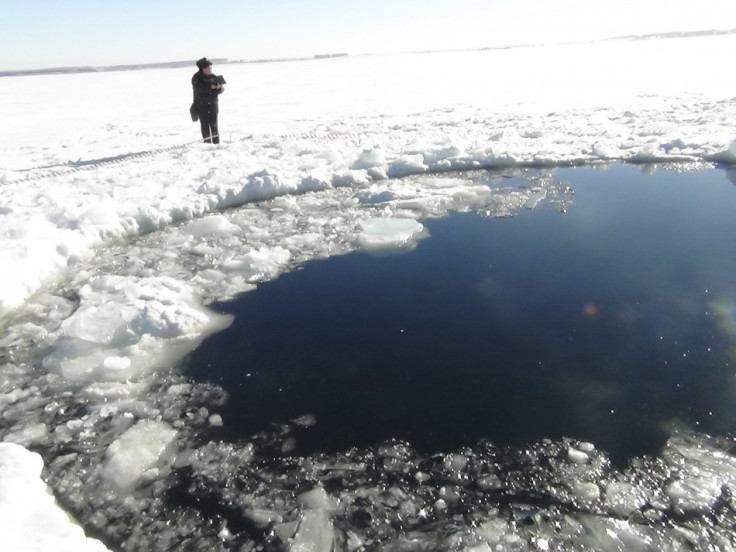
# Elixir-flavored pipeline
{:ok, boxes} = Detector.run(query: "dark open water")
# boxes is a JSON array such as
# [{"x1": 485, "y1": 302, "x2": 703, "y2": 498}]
[{"x1": 183, "y1": 165, "x2": 736, "y2": 465}]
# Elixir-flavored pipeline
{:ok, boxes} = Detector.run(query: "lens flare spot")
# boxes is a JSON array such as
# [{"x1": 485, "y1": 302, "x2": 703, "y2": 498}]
[{"x1": 709, "y1": 298, "x2": 736, "y2": 337}]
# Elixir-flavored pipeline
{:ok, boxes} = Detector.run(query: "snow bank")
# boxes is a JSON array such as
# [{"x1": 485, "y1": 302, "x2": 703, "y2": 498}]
[{"x1": 0, "y1": 443, "x2": 110, "y2": 552}]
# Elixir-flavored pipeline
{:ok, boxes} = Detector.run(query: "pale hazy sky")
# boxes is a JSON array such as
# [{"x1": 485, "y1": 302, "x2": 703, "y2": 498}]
[{"x1": 2, "y1": 0, "x2": 735, "y2": 70}]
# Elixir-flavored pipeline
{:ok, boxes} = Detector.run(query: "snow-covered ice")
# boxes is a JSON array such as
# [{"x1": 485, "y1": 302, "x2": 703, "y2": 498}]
[
  {"x1": 2, "y1": 34, "x2": 736, "y2": 315},
  {"x1": 0, "y1": 443, "x2": 111, "y2": 552},
  {"x1": 1, "y1": 33, "x2": 736, "y2": 550}
]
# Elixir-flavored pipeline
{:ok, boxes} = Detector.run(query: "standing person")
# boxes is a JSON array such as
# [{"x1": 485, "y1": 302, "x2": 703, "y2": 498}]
[{"x1": 192, "y1": 57, "x2": 224, "y2": 144}]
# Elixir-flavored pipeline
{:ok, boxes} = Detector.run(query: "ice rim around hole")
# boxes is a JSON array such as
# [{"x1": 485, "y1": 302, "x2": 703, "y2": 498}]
[
  {"x1": 4, "y1": 164, "x2": 736, "y2": 551},
  {"x1": 3, "y1": 35, "x2": 736, "y2": 550}
]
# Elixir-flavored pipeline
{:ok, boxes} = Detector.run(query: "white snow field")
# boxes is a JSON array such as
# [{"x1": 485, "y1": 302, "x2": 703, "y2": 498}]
[
  {"x1": 1, "y1": 33, "x2": 736, "y2": 550},
  {"x1": 0, "y1": 442, "x2": 111, "y2": 552}
]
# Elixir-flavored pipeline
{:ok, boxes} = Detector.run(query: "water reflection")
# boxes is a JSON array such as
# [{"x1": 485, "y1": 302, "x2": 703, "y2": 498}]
[{"x1": 184, "y1": 165, "x2": 736, "y2": 465}]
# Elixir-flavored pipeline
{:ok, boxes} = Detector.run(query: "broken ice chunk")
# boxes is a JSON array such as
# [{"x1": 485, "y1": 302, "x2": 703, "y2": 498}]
[
  {"x1": 184, "y1": 214, "x2": 238, "y2": 237},
  {"x1": 357, "y1": 218, "x2": 425, "y2": 251},
  {"x1": 567, "y1": 447, "x2": 589, "y2": 464},
  {"x1": 2, "y1": 422, "x2": 49, "y2": 447},
  {"x1": 291, "y1": 487, "x2": 338, "y2": 552},
  {"x1": 298, "y1": 486, "x2": 339, "y2": 512},
  {"x1": 291, "y1": 510, "x2": 334, "y2": 552},
  {"x1": 604, "y1": 481, "x2": 647, "y2": 517},
  {"x1": 524, "y1": 188, "x2": 547, "y2": 209},
  {"x1": 102, "y1": 356, "x2": 131, "y2": 370},
  {"x1": 101, "y1": 420, "x2": 177, "y2": 490}
]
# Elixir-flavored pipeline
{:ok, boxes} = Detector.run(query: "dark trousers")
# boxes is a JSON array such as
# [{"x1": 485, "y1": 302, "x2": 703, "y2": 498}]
[{"x1": 198, "y1": 104, "x2": 219, "y2": 144}]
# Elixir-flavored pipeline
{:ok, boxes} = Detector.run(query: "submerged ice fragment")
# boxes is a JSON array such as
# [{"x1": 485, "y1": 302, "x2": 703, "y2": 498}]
[
  {"x1": 291, "y1": 487, "x2": 338, "y2": 552},
  {"x1": 101, "y1": 420, "x2": 178, "y2": 490},
  {"x1": 291, "y1": 510, "x2": 334, "y2": 552}
]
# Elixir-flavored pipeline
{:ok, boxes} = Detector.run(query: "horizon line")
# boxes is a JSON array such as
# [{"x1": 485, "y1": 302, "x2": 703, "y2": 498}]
[{"x1": 2, "y1": 27, "x2": 734, "y2": 77}]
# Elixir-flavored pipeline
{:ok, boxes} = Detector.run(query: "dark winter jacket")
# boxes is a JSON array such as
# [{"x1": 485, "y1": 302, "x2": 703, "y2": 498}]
[{"x1": 192, "y1": 71, "x2": 224, "y2": 110}]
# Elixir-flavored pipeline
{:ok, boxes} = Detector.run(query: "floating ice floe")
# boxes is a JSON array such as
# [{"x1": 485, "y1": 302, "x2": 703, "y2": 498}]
[
  {"x1": 40, "y1": 275, "x2": 233, "y2": 386},
  {"x1": 357, "y1": 217, "x2": 425, "y2": 250}
]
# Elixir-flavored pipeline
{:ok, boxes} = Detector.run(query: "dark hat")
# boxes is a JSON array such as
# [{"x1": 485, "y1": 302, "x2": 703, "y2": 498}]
[{"x1": 196, "y1": 57, "x2": 212, "y2": 69}]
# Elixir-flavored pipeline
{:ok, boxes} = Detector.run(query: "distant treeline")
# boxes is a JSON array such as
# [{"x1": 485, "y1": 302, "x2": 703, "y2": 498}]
[
  {"x1": 609, "y1": 28, "x2": 736, "y2": 43},
  {"x1": 4, "y1": 28, "x2": 735, "y2": 77},
  {"x1": 0, "y1": 59, "x2": 228, "y2": 78},
  {"x1": 314, "y1": 53, "x2": 348, "y2": 60},
  {"x1": 0, "y1": 53, "x2": 354, "y2": 77}
]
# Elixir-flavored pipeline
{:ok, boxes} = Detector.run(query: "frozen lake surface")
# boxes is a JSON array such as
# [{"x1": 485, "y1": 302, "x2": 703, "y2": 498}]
[{"x1": 3, "y1": 34, "x2": 736, "y2": 550}]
